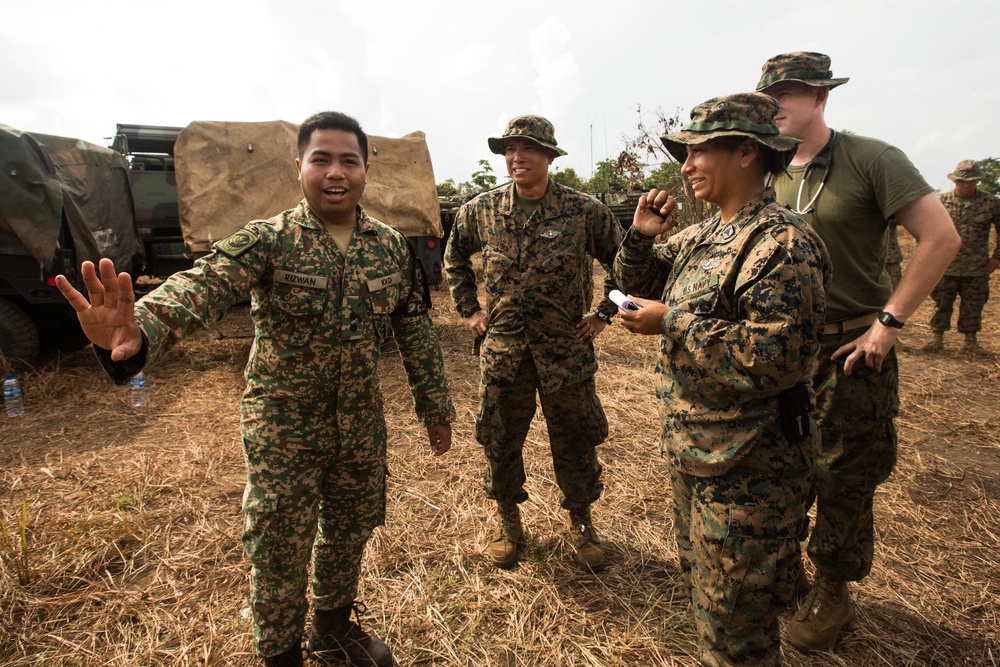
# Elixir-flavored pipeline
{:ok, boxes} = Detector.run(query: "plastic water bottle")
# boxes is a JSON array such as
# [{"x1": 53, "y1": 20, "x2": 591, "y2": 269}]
[
  {"x1": 130, "y1": 371, "x2": 147, "y2": 408},
  {"x1": 4, "y1": 374, "x2": 25, "y2": 418}
]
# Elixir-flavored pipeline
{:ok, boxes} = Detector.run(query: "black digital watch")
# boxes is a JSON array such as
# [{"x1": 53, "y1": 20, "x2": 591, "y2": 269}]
[{"x1": 877, "y1": 310, "x2": 905, "y2": 329}]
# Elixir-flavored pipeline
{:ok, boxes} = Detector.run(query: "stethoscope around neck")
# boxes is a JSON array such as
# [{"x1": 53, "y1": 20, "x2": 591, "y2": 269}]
[{"x1": 770, "y1": 130, "x2": 836, "y2": 215}]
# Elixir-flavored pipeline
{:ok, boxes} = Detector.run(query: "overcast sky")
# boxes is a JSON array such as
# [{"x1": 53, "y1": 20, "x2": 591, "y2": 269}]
[{"x1": 3, "y1": 1, "x2": 997, "y2": 193}]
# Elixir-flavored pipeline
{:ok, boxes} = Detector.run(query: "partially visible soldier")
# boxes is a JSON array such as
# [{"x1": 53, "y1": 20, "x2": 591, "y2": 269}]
[
  {"x1": 444, "y1": 115, "x2": 623, "y2": 572},
  {"x1": 56, "y1": 111, "x2": 455, "y2": 667},
  {"x1": 885, "y1": 222, "x2": 903, "y2": 289},
  {"x1": 923, "y1": 160, "x2": 1000, "y2": 355},
  {"x1": 755, "y1": 52, "x2": 960, "y2": 653}
]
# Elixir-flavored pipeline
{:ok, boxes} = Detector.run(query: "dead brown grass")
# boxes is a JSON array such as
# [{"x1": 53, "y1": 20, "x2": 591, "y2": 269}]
[{"x1": 1, "y1": 258, "x2": 998, "y2": 666}]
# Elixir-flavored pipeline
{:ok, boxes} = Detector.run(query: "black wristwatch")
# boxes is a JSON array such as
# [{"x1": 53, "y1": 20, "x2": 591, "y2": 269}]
[
  {"x1": 877, "y1": 310, "x2": 905, "y2": 329},
  {"x1": 595, "y1": 310, "x2": 613, "y2": 324}
]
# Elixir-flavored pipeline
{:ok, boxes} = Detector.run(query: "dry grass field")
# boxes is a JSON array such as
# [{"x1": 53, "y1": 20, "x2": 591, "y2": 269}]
[{"x1": 1, "y1": 255, "x2": 998, "y2": 666}]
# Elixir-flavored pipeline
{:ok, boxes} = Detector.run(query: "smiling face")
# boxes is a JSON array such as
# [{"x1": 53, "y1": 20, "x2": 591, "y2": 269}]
[
  {"x1": 504, "y1": 137, "x2": 554, "y2": 198},
  {"x1": 681, "y1": 138, "x2": 748, "y2": 208},
  {"x1": 296, "y1": 128, "x2": 369, "y2": 228}
]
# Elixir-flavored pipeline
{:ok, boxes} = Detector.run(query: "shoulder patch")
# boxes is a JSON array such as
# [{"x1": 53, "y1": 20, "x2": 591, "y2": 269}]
[{"x1": 216, "y1": 229, "x2": 259, "y2": 258}]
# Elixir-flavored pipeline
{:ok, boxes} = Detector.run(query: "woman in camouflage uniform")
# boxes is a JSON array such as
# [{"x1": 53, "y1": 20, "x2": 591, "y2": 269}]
[{"x1": 613, "y1": 93, "x2": 832, "y2": 666}]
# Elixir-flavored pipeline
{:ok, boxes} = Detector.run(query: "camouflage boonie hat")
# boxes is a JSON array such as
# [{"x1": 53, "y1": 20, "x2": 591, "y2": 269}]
[
  {"x1": 661, "y1": 92, "x2": 801, "y2": 165},
  {"x1": 756, "y1": 51, "x2": 850, "y2": 91},
  {"x1": 948, "y1": 160, "x2": 984, "y2": 182},
  {"x1": 488, "y1": 115, "x2": 567, "y2": 157}
]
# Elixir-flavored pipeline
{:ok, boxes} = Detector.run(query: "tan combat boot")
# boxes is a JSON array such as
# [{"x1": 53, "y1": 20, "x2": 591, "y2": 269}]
[
  {"x1": 963, "y1": 333, "x2": 989, "y2": 356},
  {"x1": 487, "y1": 501, "x2": 523, "y2": 569},
  {"x1": 922, "y1": 331, "x2": 944, "y2": 352},
  {"x1": 567, "y1": 505, "x2": 605, "y2": 572},
  {"x1": 786, "y1": 572, "x2": 856, "y2": 652}
]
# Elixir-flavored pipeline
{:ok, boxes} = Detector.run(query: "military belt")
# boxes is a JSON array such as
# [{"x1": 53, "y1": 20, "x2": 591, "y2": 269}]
[{"x1": 822, "y1": 313, "x2": 878, "y2": 336}]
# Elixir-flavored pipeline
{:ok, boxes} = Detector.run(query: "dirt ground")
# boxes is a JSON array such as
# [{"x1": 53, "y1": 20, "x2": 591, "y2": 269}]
[{"x1": 0, "y1": 254, "x2": 998, "y2": 666}]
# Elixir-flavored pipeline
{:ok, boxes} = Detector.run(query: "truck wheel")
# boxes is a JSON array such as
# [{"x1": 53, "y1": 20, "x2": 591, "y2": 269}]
[{"x1": 0, "y1": 297, "x2": 40, "y2": 369}]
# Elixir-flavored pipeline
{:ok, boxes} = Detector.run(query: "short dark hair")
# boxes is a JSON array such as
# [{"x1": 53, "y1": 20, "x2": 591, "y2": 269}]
[
  {"x1": 297, "y1": 111, "x2": 368, "y2": 164},
  {"x1": 714, "y1": 135, "x2": 789, "y2": 177}
]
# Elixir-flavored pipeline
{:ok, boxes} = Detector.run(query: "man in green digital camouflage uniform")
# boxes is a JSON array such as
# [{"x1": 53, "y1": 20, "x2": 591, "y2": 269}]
[
  {"x1": 614, "y1": 92, "x2": 832, "y2": 666},
  {"x1": 57, "y1": 112, "x2": 455, "y2": 667},
  {"x1": 444, "y1": 115, "x2": 623, "y2": 572},
  {"x1": 923, "y1": 160, "x2": 1000, "y2": 355},
  {"x1": 756, "y1": 52, "x2": 960, "y2": 652}
]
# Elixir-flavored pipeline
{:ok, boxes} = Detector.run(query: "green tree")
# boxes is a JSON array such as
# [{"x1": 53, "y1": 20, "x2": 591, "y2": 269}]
[
  {"x1": 436, "y1": 178, "x2": 459, "y2": 197},
  {"x1": 470, "y1": 159, "x2": 497, "y2": 192},
  {"x1": 977, "y1": 158, "x2": 1000, "y2": 195},
  {"x1": 551, "y1": 166, "x2": 585, "y2": 191},
  {"x1": 586, "y1": 159, "x2": 628, "y2": 194}
]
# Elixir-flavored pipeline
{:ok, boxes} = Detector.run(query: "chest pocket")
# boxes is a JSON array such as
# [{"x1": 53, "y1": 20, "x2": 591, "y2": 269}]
[
  {"x1": 672, "y1": 273, "x2": 723, "y2": 317},
  {"x1": 269, "y1": 281, "x2": 329, "y2": 346},
  {"x1": 534, "y1": 228, "x2": 580, "y2": 276},
  {"x1": 364, "y1": 270, "x2": 405, "y2": 342}
]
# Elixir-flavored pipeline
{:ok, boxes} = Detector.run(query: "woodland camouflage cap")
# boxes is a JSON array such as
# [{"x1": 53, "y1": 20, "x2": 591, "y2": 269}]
[
  {"x1": 661, "y1": 92, "x2": 801, "y2": 165},
  {"x1": 488, "y1": 115, "x2": 567, "y2": 156},
  {"x1": 948, "y1": 160, "x2": 984, "y2": 182},
  {"x1": 756, "y1": 51, "x2": 850, "y2": 91}
]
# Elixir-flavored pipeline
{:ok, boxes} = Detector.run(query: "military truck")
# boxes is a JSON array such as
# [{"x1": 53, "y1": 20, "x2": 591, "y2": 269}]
[
  {"x1": 1, "y1": 120, "x2": 447, "y2": 368},
  {"x1": 170, "y1": 120, "x2": 445, "y2": 285},
  {"x1": 110, "y1": 124, "x2": 194, "y2": 277},
  {"x1": 0, "y1": 125, "x2": 147, "y2": 368}
]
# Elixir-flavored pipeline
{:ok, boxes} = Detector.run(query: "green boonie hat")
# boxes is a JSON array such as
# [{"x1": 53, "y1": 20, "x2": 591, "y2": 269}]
[
  {"x1": 488, "y1": 114, "x2": 567, "y2": 157},
  {"x1": 660, "y1": 92, "x2": 801, "y2": 165},
  {"x1": 756, "y1": 51, "x2": 850, "y2": 91},
  {"x1": 948, "y1": 159, "x2": 984, "y2": 182}
]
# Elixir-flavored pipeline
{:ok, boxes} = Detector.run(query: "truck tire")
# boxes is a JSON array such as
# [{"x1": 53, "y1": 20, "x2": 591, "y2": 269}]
[{"x1": 0, "y1": 297, "x2": 40, "y2": 369}]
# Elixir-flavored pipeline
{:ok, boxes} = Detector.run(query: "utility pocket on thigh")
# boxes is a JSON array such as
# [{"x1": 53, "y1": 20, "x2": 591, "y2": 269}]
[
  {"x1": 242, "y1": 486, "x2": 291, "y2": 567},
  {"x1": 695, "y1": 501, "x2": 795, "y2": 621}
]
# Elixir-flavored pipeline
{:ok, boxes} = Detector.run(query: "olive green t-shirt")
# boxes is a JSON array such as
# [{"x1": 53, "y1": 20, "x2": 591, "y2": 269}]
[{"x1": 772, "y1": 132, "x2": 933, "y2": 322}]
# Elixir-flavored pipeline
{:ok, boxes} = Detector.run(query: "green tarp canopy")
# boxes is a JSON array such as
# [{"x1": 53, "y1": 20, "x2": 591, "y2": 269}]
[{"x1": 0, "y1": 124, "x2": 142, "y2": 270}]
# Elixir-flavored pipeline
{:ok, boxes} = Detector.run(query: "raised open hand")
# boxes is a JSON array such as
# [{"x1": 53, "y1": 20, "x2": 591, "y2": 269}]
[{"x1": 55, "y1": 259, "x2": 143, "y2": 361}]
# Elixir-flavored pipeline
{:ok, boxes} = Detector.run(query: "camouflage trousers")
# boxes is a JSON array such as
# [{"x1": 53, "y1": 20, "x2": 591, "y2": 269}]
[
  {"x1": 241, "y1": 421, "x2": 387, "y2": 656},
  {"x1": 929, "y1": 274, "x2": 990, "y2": 334},
  {"x1": 806, "y1": 332, "x2": 899, "y2": 582},
  {"x1": 476, "y1": 351, "x2": 607, "y2": 509},
  {"x1": 667, "y1": 422, "x2": 812, "y2": 667}
]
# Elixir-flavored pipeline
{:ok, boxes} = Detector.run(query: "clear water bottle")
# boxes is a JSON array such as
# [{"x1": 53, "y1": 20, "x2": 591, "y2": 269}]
[
  {"x1": 4, "y1": 374, "x2": 25, "y2": 418},
  {"x1": 130, "y1": 371, "x2": 147, "y2": 408}
]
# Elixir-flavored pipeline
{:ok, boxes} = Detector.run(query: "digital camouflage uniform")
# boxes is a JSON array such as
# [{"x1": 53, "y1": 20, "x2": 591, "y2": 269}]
[
  {"x1": 97, "y1": 201, "x2": 455, "y2": 656},
  {"x1": 615, "y1": 188, "x2": 832, "y2": 666},
  {"x1": 444, "y1": 178, "x2": 622, "y2": 509},
  {"x1": 930, "y1": 188, "x2": 1000, "y2": 334}
]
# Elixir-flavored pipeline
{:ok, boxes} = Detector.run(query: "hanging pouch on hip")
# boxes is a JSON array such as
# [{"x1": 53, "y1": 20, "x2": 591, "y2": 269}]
[{"x1": 779, "y1": 384, "x2": 810, "y2": 443}]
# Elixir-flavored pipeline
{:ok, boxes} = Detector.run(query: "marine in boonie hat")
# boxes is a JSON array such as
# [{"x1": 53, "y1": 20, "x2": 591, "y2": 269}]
[
  {"x1": 756, "y1": 51, "x2": 850, "y2": 91},
  {"x1": 948, "y1": 159, "x2": 984, "y2": 182},
  {"x1": 488, "y1": 114, "x2": 567, "y2": 157},
  {"x1": 660, "y1": 92, "x2": 801, "y2": 165}
]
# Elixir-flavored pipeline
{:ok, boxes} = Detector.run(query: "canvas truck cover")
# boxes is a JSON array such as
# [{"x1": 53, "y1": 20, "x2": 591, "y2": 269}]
[
  {"x1": 0, "y1": 124, "x2": 142, "y2": 269},
  {"x1": 174, "y1": 121, "x2": 443, "y2": 254}
]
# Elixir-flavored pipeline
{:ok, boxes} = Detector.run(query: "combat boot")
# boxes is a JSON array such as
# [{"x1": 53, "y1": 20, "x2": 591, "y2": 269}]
[
  {"x1": 963, "y1": 333, "x2": 989, "y2": 356},
  {"x1": 307, "y1": 603, "x2": 394, "y2": 666},
  {"x1": 786, "y1": 572, "x2": 855, "y2": 652},
  {"x1": 487, "y1": 501, "x2": 523, "y2": 569},
  {"x1": 263, "y1": 644, "x2": 304, "y2": 667},
  {"x1": 922, "y1": 331, "x2": 944, "y2": 352},
  {"x1": 567, "y1": 505, "x2": 605, "y2": 572}
]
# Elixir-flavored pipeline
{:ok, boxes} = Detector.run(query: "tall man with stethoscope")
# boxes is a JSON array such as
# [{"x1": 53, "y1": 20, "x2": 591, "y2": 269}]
[{"x1": 755, "y1": 52, "x2": 960, "y2": 653}]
